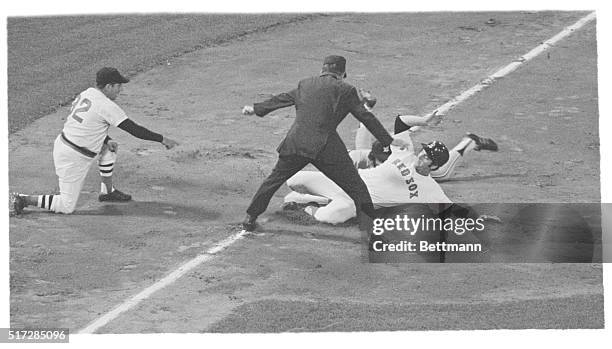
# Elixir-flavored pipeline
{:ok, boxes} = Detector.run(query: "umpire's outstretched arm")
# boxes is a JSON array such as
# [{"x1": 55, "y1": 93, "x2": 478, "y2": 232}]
[{"x1": 253, "y1": 90, "x2": 297, "y2": 117}]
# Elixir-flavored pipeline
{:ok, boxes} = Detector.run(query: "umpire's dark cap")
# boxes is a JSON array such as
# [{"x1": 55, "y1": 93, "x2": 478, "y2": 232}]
[
  {"x1": 323, "y1": 55, "x2": 347, "y2": 74},
  {"x1": 96, "y1": 67, "x2": 130, "y2": 86}
]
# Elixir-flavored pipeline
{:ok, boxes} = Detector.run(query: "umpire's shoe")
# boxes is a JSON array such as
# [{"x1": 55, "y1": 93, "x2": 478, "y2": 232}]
[
  {"x1": 242, "y1": 214, "x2": 258, "y2": 232},
  {"x1": 466, "y1": 133, "x2": 498, "y2": 151},
  {"x1": 99, "y1": 189, "x2": 132, "y2": 202},
  {"x1": 9, "y1": 192, "x2": 27, "y2": 216}
]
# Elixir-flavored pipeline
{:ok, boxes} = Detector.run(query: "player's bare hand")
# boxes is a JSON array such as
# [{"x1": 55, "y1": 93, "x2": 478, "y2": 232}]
[
  {"x1": 162, "y1": 137, "x2": 179, "y2": 150},
  {"x1": 107, "y1": 140, "x2": 119, "y2": 152},
  {"x1": 242, "y1": 105, "x2": 255, "y2": 115},
  {"x1": 390, "y1": 137, "x2": 411, "y2": 149}
]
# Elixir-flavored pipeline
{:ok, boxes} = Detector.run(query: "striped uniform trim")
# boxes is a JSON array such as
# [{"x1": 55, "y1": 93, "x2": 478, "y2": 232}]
[
  {"x1": 99, "y1": 162, "x2": 115, "y2": 177},
  {"x1": 37, "y1": 195, "x2": 55, "y2": 210}
]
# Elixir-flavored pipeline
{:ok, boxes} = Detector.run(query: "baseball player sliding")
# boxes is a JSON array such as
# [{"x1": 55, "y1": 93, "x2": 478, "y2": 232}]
[
  {"x1": 284, "y1": 130, "x2": 452, "y2": 224},
  {"x1": 351, "y1": 117, "x2": 498, "y2": 181},
  {"x1": 350, "y1": 89, "x2": 498, "y2": 180},
  {"x1": 10, "y1": 67, "x2": 179, "y2": 215},
  {"x1": 283, "y1": 92, "x2": 499, "y2": 224}
]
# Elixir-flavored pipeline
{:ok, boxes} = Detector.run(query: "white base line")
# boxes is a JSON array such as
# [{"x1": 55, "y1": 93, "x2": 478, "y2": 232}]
[
  {"x1": 77, "y1": 229, "x2": 250, "y2": 334},
  {"x1": 412, "y1": 11, "x2": 596, "y2": 131}
]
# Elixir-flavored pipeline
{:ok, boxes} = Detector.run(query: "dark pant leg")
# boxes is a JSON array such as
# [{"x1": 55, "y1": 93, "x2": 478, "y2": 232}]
[
  {"x1": 246, "y1": 155, "x2": 310, "y2": 217},
  {"x1": 312, "y1": 141, "x2": 376, "y2": 219}
]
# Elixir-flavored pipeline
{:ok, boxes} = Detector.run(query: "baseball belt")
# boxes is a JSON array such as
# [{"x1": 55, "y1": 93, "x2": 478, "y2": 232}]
[{"x1": 60, "y1": 132, "x2": 97, "y2": 158}]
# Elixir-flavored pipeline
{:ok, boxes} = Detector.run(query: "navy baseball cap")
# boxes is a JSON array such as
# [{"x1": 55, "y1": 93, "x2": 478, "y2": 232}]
[
  {"x1": 369, "y1": 140, "x2": 392, "y2": 163},
  {"x1": 96, "y1": 67, "x2": 129, "y2": 86}
]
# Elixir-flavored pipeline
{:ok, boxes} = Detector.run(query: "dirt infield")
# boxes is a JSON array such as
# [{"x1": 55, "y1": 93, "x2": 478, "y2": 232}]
[{"x1": 8, "y1": 12, "x2": 602, "y2": 332}]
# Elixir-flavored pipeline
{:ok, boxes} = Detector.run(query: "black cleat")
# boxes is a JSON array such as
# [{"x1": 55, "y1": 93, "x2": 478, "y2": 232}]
[
  {"x1": 466, "y1": 133, "x2": 498, "y2": 151},
  {"x1": 9, "y1": 192, "x2": 26, "y2": 216},
  {"x1": 99, "y1": 189, "x2": 132, "y2": 202},
  {"x1": 242, "y1": 214, "x2": 258, "y2": 232}
]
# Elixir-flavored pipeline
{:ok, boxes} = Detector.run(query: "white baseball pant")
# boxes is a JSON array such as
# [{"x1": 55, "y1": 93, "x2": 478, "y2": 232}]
[
  {"x1": 51, "y1": 135, "x2": 117, "y2": 213},
  {"x1": 285, "y1": 171, "x2": 357, "y2": 224}
]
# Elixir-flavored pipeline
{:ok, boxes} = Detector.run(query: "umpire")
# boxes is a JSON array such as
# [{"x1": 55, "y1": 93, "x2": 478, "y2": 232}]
[{"x1": 241, "y1": 55, "x2": 409, "y2": 231}]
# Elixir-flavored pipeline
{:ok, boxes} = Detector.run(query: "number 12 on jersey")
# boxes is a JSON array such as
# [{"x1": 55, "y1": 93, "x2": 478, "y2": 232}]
[{"x1": 68, "y1": 95, "x2": 92, "y2": 123}]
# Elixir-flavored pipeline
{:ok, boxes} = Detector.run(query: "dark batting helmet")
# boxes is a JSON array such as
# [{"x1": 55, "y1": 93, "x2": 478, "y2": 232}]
[{"x1": 421, "y1": 141, "x2": 449, "y2": 168}]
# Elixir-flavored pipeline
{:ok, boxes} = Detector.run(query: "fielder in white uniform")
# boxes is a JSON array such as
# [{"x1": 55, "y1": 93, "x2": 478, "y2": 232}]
[{"x1": 10, "y1": 67, "x2": 179, "y2": 215}]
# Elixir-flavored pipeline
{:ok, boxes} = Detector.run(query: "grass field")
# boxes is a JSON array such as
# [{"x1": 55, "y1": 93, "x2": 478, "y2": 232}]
[
  {"x1": 7, "y1": 12, "x2": 603, "y2": 333},
  {"x1": 7, "y1": 14, "x2": 318, "y2": 132}
]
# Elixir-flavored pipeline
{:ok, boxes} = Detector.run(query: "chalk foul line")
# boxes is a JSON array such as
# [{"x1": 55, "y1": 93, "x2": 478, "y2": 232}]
[
  {"x1": 412, "y1": 11, "x2": 596, "y2": 131},
  {"x1": 77, "y1": 229, "x2": 250, "y2": 334}
]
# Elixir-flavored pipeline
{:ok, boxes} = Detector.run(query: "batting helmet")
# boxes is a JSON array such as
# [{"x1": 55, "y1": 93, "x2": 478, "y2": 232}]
[{"x1": 421, "y1": 141, "x2": 449, "y2": 168}]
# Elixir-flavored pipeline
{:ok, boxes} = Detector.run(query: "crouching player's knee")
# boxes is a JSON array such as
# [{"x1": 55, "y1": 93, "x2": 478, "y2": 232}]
[{"x1": 54, "y1": 196, "x2": 78, "y2": 214}]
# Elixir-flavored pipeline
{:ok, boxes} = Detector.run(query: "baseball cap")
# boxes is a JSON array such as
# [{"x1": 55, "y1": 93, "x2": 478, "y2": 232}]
[
  {"x1": 96, "y1": 67, "x2": 129, "y2": 86},
  {"x1": 323, "y1": 55, "x2": 347, "y2": 74},
  {"x1": 421, "y1": 141, "x2": 449, "y2": 168},
  {"x1": 369, "y1": 140, "x2": 392, "y2": 163}
]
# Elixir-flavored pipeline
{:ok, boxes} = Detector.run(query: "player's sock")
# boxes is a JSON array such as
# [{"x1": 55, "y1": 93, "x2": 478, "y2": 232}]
[
  {"x1": 99, "y1": 161, "x2": 114, "y2": 194},
  {"x1": 100, "y1": 183, "x2": 114, "y2": 195},
  {"x1": 99, "y1": 162, "x2": 114, "y2": 179},
  {"x1": 36, "y1": 195, "x2": 55, "y2": 210}
]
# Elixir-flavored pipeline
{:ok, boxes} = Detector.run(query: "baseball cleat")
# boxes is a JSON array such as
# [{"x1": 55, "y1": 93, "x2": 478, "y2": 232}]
[
  {"x1": 466, "y1": 133, "x2": 498, "y2": 151},
  {"x1": 9, "y1": 192, "x2": 27, "y2": 216},
  {"x1": 99, "y1": 189, "x2": 132, "y2": 202},
  {"x1": 242, "y1": 214, "x2": 258, "y2": 232}
]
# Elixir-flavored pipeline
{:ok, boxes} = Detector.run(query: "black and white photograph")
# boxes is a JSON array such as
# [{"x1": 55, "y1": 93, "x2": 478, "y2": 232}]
[{"x1": 2, "y1": 0, "x2": 610, "y2": 346}]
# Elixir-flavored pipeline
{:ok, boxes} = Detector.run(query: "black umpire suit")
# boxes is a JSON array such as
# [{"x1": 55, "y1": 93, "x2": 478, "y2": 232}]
[{"x1": 244, "y1": 55, "x2": 394, "y2": 229}]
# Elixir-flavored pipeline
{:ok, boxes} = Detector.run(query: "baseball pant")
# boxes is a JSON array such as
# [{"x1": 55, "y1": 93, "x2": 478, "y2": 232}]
[
  {"x1": 285, "y1": 171, "x2": 357, "y2": 224},
  {"x1": 51, "y1": 135, "x2": 117, "y2": 213}
]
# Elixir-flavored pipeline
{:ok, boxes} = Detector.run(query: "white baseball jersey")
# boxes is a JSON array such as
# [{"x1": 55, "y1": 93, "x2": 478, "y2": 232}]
[
  {"x1": 359, "y1": 145, "x2": 452, "y2": 206},
  {"x1": 62, "y1": 87, "x2": 128, "y2": 153}
]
